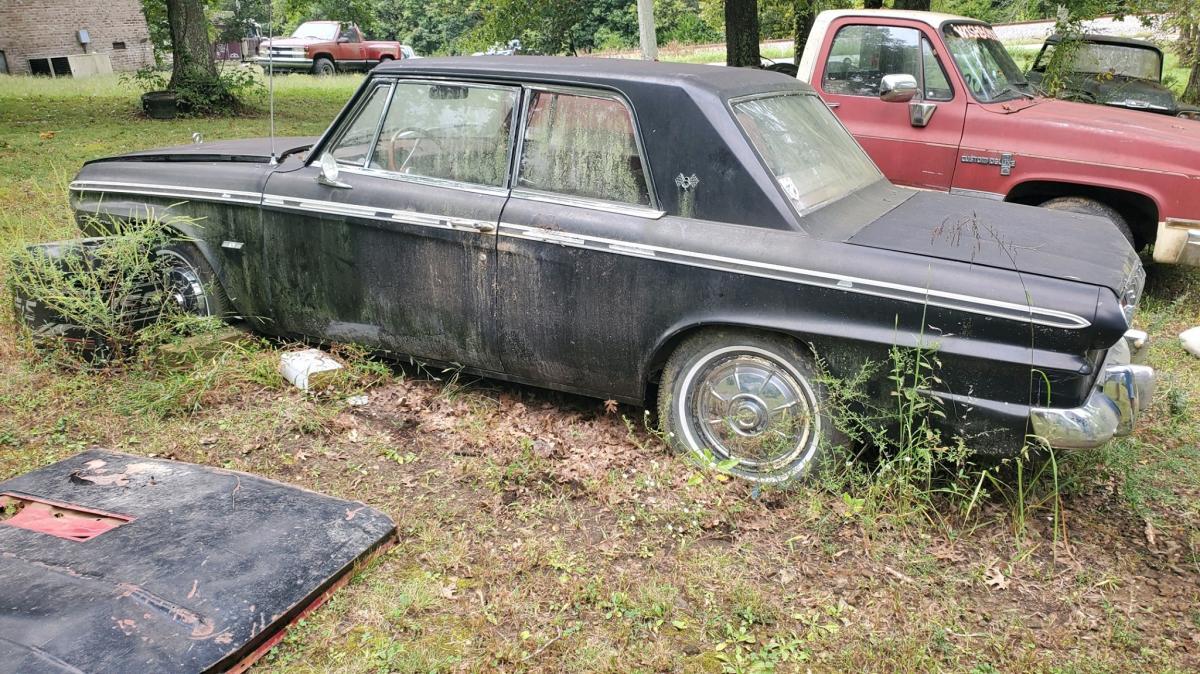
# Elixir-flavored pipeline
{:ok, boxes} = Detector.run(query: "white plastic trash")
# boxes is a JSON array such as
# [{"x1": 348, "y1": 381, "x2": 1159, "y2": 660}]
[
  {"x1": 1181, "y1": 327, "x2": 1200, "y2": 359},
  {"x1": 280, "y1": 348, "x2": 344, "y2": 391}
]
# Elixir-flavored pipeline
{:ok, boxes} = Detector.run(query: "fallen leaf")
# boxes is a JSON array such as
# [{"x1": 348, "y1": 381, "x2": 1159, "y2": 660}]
[
  {"x1": 1144, "y1": 520, "x2": 1156, "y2": 547},
  {"x1": 603, "y1": 399, "x2": 619, "y2": 415},
  {"x1": 985, "y1": 565, "x2": 1009, "y2": 591},
  {"x1": 39, "y1": 131, "x2": 56, "y2": 140}
]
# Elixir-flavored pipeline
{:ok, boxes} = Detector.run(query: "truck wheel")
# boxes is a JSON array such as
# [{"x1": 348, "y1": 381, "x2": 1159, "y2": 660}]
[
  {"x1": 156, "y1": 245, "x2": 232, "y2": 319},
  {"x1": 1040, "y1": 196, "x2": 1135, "y2": 246},
  {"x1": 657, "y1": 330, "x2": 844, "y2": 484},
  {"x1": 312, "y1": 57, "x2": 336, "y2": 76}
]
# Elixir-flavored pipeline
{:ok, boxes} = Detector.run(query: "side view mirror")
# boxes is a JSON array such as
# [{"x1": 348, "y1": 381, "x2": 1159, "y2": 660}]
[
  {"x1": 337, "y1": 36, "x2": 350, "y2": 43},
  {"x1": 316, "y1": 153, "x2": 352, "y2": 189},
  {"x1": 880, "y1": 74, "x2": 918, "y2": 103}
]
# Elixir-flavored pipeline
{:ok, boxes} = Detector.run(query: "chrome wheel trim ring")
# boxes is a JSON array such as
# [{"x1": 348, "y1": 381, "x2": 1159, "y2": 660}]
[
  {"x1": 676, "y1": 345, "x2": 821, "y2": 481},
  {"x1": 157, "y1": 250, "x2": 211, "y2": 317}
]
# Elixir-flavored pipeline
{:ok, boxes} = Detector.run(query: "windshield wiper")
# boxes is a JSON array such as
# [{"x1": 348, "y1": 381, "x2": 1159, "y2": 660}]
[{"x1": 994, "y1": 84, "x2": 1035, "y2": 101}]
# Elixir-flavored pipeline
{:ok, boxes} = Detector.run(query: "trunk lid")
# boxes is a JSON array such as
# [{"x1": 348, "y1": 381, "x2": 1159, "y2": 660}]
[{"x1": 846, "y1": 190, "x2": 1139, "y2": 293}]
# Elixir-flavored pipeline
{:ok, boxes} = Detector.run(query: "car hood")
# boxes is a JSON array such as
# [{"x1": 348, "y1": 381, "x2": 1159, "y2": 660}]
[
  {"x1": 262, "y1": 37, "x2": 321, "y2": 49},
  {"x1": 1076, "y1": 74, "x2": 1176, "y2": 110},
  {"x1": 86, "y1": 137, "x2": 318, "y2": 165},
  {"x1": 978, "y1": 96, "x2": 1199, "y2": 174},
  {"x1": 846, "y1": 190, "x2": 1139, "y2": 294}
]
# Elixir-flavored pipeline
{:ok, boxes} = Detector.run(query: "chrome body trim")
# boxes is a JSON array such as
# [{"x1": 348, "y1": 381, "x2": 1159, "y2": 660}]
[
  {"x1": 340, "y1": 165, "x2": 510, "y2": 197},
  {"x1": 70, "y1": 181, "x2": 1092, "y2": 330},
  {"x1": 948, "y1": 187, "x2": 1004, "y2": 201},
  {"x1": 70, "y1": 180, "x2": 263, "y2": 205},
  {"x1": 497, "y1": 221, "x2": 1091, "y2": 329},
  {"x1": 1030, "y1": 333, "x2": 1155, "y2": 448},
  {"x1": 508, "y1": 188, "x2": 666, "y2": 219}
]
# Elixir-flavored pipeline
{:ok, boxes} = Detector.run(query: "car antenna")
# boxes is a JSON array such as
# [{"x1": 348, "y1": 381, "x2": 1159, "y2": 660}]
[{"x1": 267, "y1": 0, "x2": 277, "y2": 165}]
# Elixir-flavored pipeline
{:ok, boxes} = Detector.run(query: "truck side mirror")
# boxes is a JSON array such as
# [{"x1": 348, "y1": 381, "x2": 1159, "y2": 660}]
[
  {"x1": 880, "y1": 74, "x2": 918, "y2": 103},
  {"x1": 337, "y1": 36, "x2": 350, "y2": 43}
]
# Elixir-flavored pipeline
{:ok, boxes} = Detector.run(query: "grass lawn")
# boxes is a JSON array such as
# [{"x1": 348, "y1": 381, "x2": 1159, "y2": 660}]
[{"x1": 2, "y1": 72, "x2": 1199, "y2": 673}]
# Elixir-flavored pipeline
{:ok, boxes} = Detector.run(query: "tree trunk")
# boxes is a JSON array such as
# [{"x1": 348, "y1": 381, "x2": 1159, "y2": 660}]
[
  {"x1": 793, "y1": 0, "x2": 816, "y2": 69},
  {"x1": 864, "y1": 0, "x2": 885, "y2": 8},
  {"x1": 1185, "y1": 27, "x2": 1200, "y2": 105},
  {"x1": 893, "y1": 0, "x2": 930, "y2": 10},
  {"x1": 725, "y1": 0, "x2": 761, "y2": 68},
  {"x1": 1180, "y1": 22, "x2": 1196, "y2": 68},
  {"x1": 166, "y1": 0, "x2": 218, "y2": 90}
]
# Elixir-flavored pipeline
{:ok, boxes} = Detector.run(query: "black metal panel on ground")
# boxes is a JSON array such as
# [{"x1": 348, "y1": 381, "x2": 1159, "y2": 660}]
[{"x1": 0, "y1": 449, "x2": 396, "y2": 674}]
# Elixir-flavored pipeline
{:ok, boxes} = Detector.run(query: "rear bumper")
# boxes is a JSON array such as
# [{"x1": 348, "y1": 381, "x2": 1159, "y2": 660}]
[
  {"x1": 1029, "y1": 330, "x2": 1155, "y2": 449},
  {"x1": 1152, "y1": 219, "x2": 1200, "y2": 266}
]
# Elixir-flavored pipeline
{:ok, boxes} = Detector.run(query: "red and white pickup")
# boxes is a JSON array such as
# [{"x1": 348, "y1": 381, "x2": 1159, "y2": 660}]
[
  {"x1": 795, "y1": 9, "x2": 1200, "y2": 266},
  {"x1": 256, "y1": 21, "x2": 417, "y2": 76}
]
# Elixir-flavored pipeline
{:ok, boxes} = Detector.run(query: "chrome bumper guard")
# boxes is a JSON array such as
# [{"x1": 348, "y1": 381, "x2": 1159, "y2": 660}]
[
  {"x1": 1153, "y1": 219, "x2": 1200, "y2": 267},
  {"x1": 1029, "y1": 330, "x2": 1155, "y2": 449}
]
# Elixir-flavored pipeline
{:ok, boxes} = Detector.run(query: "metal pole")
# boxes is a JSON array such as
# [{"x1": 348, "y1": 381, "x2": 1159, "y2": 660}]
[{"x1": 636, "y1": 0, "x2": 658, "y2": 61}]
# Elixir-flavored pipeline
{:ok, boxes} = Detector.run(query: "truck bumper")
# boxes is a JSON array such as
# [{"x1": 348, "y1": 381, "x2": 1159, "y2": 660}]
[
  {"x1": 252, "y1": 56, "x2": 313, "y2": 71},
  {"x1": 1029, "y1": 330, "x2": 1154, "y2": 449},
  {"x1": 1152, "y1": 218, "x2": 1200, "y2": 266}
]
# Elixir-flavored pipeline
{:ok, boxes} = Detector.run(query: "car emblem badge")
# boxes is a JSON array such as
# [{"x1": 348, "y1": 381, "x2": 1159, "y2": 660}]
[
  {"x1": 675, "y1": 173, "x2": 700, "y2": 191},
  {"x1": 961, "y1": 152, "x2": 1016, "y2": 176}
]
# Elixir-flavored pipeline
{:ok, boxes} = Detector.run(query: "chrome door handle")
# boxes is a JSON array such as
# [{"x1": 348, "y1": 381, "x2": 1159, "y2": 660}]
[{"x1": 472, "y1": 222, "x2": 496, "y2": 234}]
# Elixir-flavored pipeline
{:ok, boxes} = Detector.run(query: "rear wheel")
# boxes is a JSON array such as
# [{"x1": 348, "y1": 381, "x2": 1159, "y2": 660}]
[
  {"x1": 1040, "y1": 196, "x2": 1135, "y2": 246},
  {"x1": 312, "y1": 57, "x2": 336, "y2": 76},
  {"x1": 657, "y1": 330, "x2": 843, "y2": 484}
]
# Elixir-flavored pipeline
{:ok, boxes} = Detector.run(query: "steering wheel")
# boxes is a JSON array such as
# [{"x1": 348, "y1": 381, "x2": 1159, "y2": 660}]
[{"x1": 385, "y1": 127, "x2": 444, "y2": 172}]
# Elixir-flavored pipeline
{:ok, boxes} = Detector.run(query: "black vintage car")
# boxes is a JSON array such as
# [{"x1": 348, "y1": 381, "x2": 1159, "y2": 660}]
[
  {"x1": 67, "y1": 57, "x2": 1154, "y2": 483},
  {"x1": 1026, "y1": 34, "x2": 1200, "y2": 120}
]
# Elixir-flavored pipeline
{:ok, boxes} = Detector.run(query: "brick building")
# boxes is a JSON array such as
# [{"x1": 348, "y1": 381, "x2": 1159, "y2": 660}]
[{"x1": 0, "y1": 0, "x2": 154, "y2": 76}]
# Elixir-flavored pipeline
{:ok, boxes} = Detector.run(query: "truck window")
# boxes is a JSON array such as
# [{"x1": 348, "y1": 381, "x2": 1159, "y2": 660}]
[
  {"x1": 941, "y1": 23, "x2": 1033, "y2": 103},
  {"x1": 368, "y1": 82, "x2": 519, "y2": 188},
  {"x1": 922, "y1": 39, "x2": 953, "y2": 101},
  {"x1": 822, "y1": 25, "x2": 920, "y2": 98},
  {"x1": 516, "y1": 90, "x2": 651, "y2": 207}
]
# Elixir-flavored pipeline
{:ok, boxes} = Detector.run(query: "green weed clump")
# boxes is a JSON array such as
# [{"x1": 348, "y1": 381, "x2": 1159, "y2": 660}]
[{"x1": 7, "y1": 213, "x2": 212, "y2": 363}]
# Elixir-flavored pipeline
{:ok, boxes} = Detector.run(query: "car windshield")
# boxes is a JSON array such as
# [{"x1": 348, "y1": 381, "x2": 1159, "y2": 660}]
[
  {"x1": 291, "y1": 22, "x2": 337, "y2": 40},
  {"x1": 1069, "y1": 43, "x2": 1162, "y2": 81},
  {"x1": 942, "y1": 23, "x2": 1034, "y2": 103},
  {"x1": 733, "y1": 93, "x2": 882, "y2": 215}
]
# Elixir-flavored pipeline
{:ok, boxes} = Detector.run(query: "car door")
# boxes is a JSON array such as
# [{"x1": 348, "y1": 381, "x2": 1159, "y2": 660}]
[
  {"x1": 494, "y1": 85, "x2": 666, "y2": 398},
  {"x1": 339, "y1": 23, "x2": 366, "y2": 66},
  {"x1": 814, "y1": 19, "x2": 966, "y2": 191},
  {"x1": 259, "y1": 78, "x2": 520, "y2": 371}
]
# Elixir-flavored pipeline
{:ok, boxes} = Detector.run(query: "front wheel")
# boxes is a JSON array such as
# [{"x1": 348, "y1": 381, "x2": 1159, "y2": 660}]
[
  {"x1": 156, "y1": 244, "x2": 231, "y2": 319},
  {"x1": 657, "y1": 331, "x2": 842, "y2": 484},
  {"x1": 312, "y1": 57, "x2": 336, "y2": 76}
]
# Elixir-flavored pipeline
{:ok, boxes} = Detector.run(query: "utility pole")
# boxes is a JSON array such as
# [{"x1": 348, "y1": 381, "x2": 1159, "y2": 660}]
[{"x1": 637, "y1": 0, "x2": 658, "y2": 60}]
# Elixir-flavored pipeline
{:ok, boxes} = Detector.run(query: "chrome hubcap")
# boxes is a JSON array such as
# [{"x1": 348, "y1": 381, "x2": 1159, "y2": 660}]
[
  {"x1": 160, "y1": 253, "x2": 211, "y2": 316},
  {"x1": 688, "y1": 354, "x2": 817, "y2": 472}
]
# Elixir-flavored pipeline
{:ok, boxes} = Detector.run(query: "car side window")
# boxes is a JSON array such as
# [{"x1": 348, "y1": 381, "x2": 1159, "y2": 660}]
[
  {"x1": 328, "y1": 83, "x2": 390, "y2": 166},
  {"x1": 922, "y1": 39, "x2": 954, "y2": 101},
  {"x1": 822, "y1": 24, "x2": 921, "y2": 97},
  {"x1": 516, "y1": 90, "x2": 651, "y2": 207},
  {"x1": 368, "y1": 82, "x2": 518, "y2": 188}
]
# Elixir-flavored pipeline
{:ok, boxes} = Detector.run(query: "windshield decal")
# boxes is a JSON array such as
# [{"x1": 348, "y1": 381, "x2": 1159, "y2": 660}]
[{"x1": 951, "y1": 24, "x2": 998, "y2": 41}]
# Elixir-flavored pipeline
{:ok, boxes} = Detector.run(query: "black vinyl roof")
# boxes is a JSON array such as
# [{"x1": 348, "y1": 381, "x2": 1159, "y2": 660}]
[{"x1": 374, "y1": 55, "x2": 813, "y2": 100}]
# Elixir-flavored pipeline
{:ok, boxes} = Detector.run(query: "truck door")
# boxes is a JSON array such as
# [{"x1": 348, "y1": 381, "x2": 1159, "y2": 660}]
[{"x1": 813, "y1": 18, "x2": 966, "y2": 191}]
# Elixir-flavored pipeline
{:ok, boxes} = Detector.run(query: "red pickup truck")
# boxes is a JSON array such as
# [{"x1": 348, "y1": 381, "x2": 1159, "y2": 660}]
[
  {"x1": 796, "y1": 9, "x2": 1200, "y2": 266},
  {"x1": 257, "y1": 21, "x2": 413, "y2": 76}
]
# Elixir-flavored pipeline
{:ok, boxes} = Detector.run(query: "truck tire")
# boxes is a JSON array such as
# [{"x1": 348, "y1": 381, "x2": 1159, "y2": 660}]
[
  {"x1": 657, "y1": 329, "x2": 845, "y2": 484},
  {"x1": 1040, "y1": 196, "x2": 1134, "y2": 246},
  {"x1": 312, "y1": 57, "x2": 336, "y2": 76}
]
